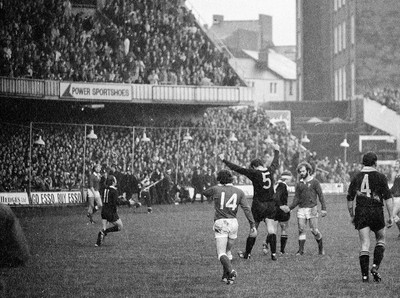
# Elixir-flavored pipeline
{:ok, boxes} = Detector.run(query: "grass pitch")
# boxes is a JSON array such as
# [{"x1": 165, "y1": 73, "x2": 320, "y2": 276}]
[{"x1": 2, "y1": 194, "x2": 400, "y2": 298}]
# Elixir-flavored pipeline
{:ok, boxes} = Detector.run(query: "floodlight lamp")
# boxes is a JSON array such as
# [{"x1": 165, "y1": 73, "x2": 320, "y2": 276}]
[
  {"x1": 34, "y1": 135, "x2": 45, "y2": 146},
  {"x1": 86, "y1": 126, "x2": 98, "y2": 139},
  {"x1": 183, "y1": 129, "x2": 193, "y2": 141},
  {"x1": 229, "y1": 132, "x2": 238, "y2": 142},
  {"x1": 340, "y1": 139, "x2": 350, "y2": 148},
  {"x1": 141, "y1": 132, "x2": 150, "y2": 142}
]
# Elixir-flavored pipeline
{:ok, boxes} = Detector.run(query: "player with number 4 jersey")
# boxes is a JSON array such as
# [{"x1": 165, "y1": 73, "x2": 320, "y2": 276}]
[
  {"x1": 218, "y1": 143, "x2": 280, "y2": 261},
  {"x1": 204, "y1": 170, "x2": 256, "y2": 285},
  {"x1": 347, "y1": 152, "x2": 394, "y2": 283}
]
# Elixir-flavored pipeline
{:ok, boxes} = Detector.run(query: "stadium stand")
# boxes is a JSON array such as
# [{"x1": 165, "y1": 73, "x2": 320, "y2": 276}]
[{"x1": 0, "y1": 0, "x2": 241, "y2": 86}]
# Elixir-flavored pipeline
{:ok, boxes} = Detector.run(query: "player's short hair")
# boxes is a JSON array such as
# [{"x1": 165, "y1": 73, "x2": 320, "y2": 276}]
[
  {"x1": 296, "y1": 162, "x2": 313, "y2": 174},
  {"x1": 106, "y1": 175, "x2": 117, "y2": 187},
  {"x1": 362, "y1": 151, "x2": 378, "y2": 166},
  {"x1": 217, "y1": 170, "x2": 233, "y2": 184},
  {"x1": 250, "y1": 158, "x2": 264, "y2": 168}
]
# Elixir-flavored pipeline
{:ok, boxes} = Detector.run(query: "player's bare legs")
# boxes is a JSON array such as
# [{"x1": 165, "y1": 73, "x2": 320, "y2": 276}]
[
  {"x1": 310, "y1": 217, "x2": 324, "y2": 255},
  {"x1": 226, "y1": 238, "x2": 235, "y2": 261},
  {"x1": 296, "y1": 218, "x2": 307, "y2": 255},
  {"x1": 216, "y1": 237, "x2": 235, "y2": 284},
  {"x1": 393, "y1": 197, "x2": 400, "y2": 236}
]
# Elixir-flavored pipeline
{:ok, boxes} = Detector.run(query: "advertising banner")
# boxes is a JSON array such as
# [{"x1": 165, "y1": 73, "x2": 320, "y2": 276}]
[
  {"x1": 60, "y1": 82, "x2": 132, "y2": 101},
  {"x1": 0, "y1": 192, "x2": 29, "y2": 205},
  {"x1": 31, "y1": 191, "x2": 85, "y2": 205}
]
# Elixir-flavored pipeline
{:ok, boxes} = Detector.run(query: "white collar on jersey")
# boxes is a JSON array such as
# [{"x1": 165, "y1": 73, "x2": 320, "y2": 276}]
[
  {"x1": 109, "y1": 185, "x2": 117, "y2": 189},
  {"x1": 218, "y1": 183, "x2": 233, "y2": 186},
  {"x1": 300, "y1": 176, "x2": 314, "y2": 183},
  {"x1": 361, "y1": 166, "x2": 377, "y2": 172}
]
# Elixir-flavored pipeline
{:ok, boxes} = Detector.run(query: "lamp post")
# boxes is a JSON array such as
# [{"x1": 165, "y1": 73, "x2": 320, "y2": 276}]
[
  {"x1": 176, "y1": 126, "x2": 182, "y2": 184},
  {"x1": 131, "y1": 126, "x2": 135, "y2": 172},
  {"x1": 340, "y1": 133, "x2": 350, "y2": 164},
  {"x1": 300, "y1": 131, "x2": 310, "y2": 160}
]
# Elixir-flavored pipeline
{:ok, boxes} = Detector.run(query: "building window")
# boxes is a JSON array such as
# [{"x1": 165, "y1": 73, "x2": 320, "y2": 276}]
[
  {"x1": 297, "y1": 31, "x2": 302, "y2": 59},
  {"x1": 298, "y1": 74, "x2": 302, "y2": 101},
  {"x1": 342, "y1": 0, "x2": 346, "y2": 6},
  {"x1": 334, "y1": 26, "x2": 338, "y2": 54},
  {"x1": 334, "y1": 70, "x2": 339, "y2": 101},
  {"x1": 289, "y1": 81, "x2": 293, "y2": 95},
  {"x1": 351, "y1": 15, "x2": 355, "y2": 44},
  {"x1": 342, "y1": 21, "x2": 346, "y2": 50},
  {"x1": 338, "y1": 24, "x2": 342, "y2": 52},
  {"x1": 342, "y1": 66, "x2": 347, "y2": 100},
  {"x1": 351, "y1": 62, "x2": 355, "y2": 97},
  {"x1": 338, "y1": 68, "x2": 343, "y2": 101},
  {"x1": 334, "y1": 0, "x2": 337, "y2": 11},
  {"x1": 269, "y1": 82, "x2": 277, "y2": 94}
]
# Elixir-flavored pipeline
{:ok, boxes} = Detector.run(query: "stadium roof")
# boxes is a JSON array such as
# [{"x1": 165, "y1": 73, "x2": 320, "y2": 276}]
[{"x1": 242, "y1": 49, "x2": 296, "y2": 80}]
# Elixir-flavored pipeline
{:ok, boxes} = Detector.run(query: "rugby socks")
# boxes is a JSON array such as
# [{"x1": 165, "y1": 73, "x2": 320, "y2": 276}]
[
  {"x1": 245, "y1": 236, "x2": 256, "y2": 255},
  {"x1": 280, "y1": 235, "x2": 288, "y2": 253},
  {"x1": 359, "y1": 251, "x2": 370, "y2": 278},
  {"x1": 298, "y1": 239, "x2": 305, "y2": 254},
  {"x1": 373, "y1": 243, "x2": 385, "y2": 268},
  {"x1": 219, "y1": 254, "x2": 232, "y2": 275},
  {"x1": 104, "y1": 226, "x2": 119, "y2": 234},
  {"x1": 267, "y1": 234, "x2": 277, "y2": 254}
]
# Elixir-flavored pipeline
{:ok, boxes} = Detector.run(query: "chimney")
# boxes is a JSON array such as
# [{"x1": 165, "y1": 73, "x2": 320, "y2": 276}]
[{"x1": 213, "y1": 14, "x2": 224, "y2": 25}]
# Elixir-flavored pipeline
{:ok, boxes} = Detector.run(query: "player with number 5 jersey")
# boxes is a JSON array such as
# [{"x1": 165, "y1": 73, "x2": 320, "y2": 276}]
[
  {"x1": 204, "y1": 170, "x2": 256, "y2": 285},
  {"x1": 218, "y1": 143, "x2": 280, "y2": 261}
]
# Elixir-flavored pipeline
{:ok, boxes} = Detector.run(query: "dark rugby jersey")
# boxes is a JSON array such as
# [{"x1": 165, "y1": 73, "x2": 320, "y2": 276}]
[
  {"x1": 274, "y1": 180, "x2": 288, "y2": 206},
  {"x1": 222, "y1": 149, "x2": 279, "y2": 203},
  {"x1": 347, "y1": 167, "x2": 392, "y2": 207},
  {"x1": 102, "y1": 186, "x2": 119, "y2": 214},
  {"x1": 390, "y1": 174, "x2": 400, "y2": 197},
  {"x1": 204, "y1": 184, "x2": 255, "y2": 226}
]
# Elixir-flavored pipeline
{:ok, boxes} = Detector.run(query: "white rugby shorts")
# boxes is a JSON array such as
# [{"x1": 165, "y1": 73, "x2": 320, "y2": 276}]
[
  {"x1": 297, "y1": 206, "x2": 319, "y2": 219},
  {"x1": 213, "y1": 218, "x2": 239, "y2": 239}
]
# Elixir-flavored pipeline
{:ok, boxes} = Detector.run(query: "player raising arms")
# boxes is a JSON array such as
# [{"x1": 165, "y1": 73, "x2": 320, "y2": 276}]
[
  {"x1": 95, "y1": 175, "x2": 123, "y2": 247},
  {"x1": 218, "y1": 143, "x2": 280, "y2": 261},
  {"x1": 347, "y1": 152, "x2": 394, "y2": 282},
  {"x1": 204, "y1": 170, "x2": 256, "y2": 285}
]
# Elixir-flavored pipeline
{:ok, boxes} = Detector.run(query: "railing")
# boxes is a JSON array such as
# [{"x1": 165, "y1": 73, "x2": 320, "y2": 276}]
[{"x1": 0, "y1": 77, "x2": 253, "y2": 104}]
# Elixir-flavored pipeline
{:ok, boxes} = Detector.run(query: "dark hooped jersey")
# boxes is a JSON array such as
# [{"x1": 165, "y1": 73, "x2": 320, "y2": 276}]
[
  {"x1": 222, "y1": 150, "x2": 279, "y2": 203},
  {"x1": 204, "y1": 184, "x2": 255, "y2": 226},
  {"x1": 347, "y1": 167, "x2": 392, "y2": 207}
]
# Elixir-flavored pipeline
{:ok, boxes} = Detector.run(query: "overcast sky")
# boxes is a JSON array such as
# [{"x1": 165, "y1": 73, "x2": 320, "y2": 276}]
[{"x1": 187, "y1": 0, "x2": 296, "y2": 46}]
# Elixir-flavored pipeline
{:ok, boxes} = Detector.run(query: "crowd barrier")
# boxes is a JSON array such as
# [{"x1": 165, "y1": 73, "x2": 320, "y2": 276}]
[{"x1": 1, "y1": 183, "x2": 346, "y2": 206}]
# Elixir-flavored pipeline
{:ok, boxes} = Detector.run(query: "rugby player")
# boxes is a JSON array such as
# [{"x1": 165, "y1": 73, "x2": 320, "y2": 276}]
[
  {"x1": 204, "y1": 170, "x2": 256, "y2": 285},
  {"x1": 389, "y1": 159, "x2": 400, "y2": 237},
  {"x1": 264, "y1": 171, "x2": 292, "y2": 255},
  {"x1": 286, "y1": 162, "x2": 327, "y2": 256},
  {"x1": 95, "y1": 175, "x2": 123, "y2": 247},
  {"x1": 347, "y1": 152, "x2": 394, "y2": 282},
  {"x1": 87, "y1": 164, "x2": 102, "y2": 224},
  {"x1": 218, "y1": 143, "x2": 280, "y2": 261}
]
